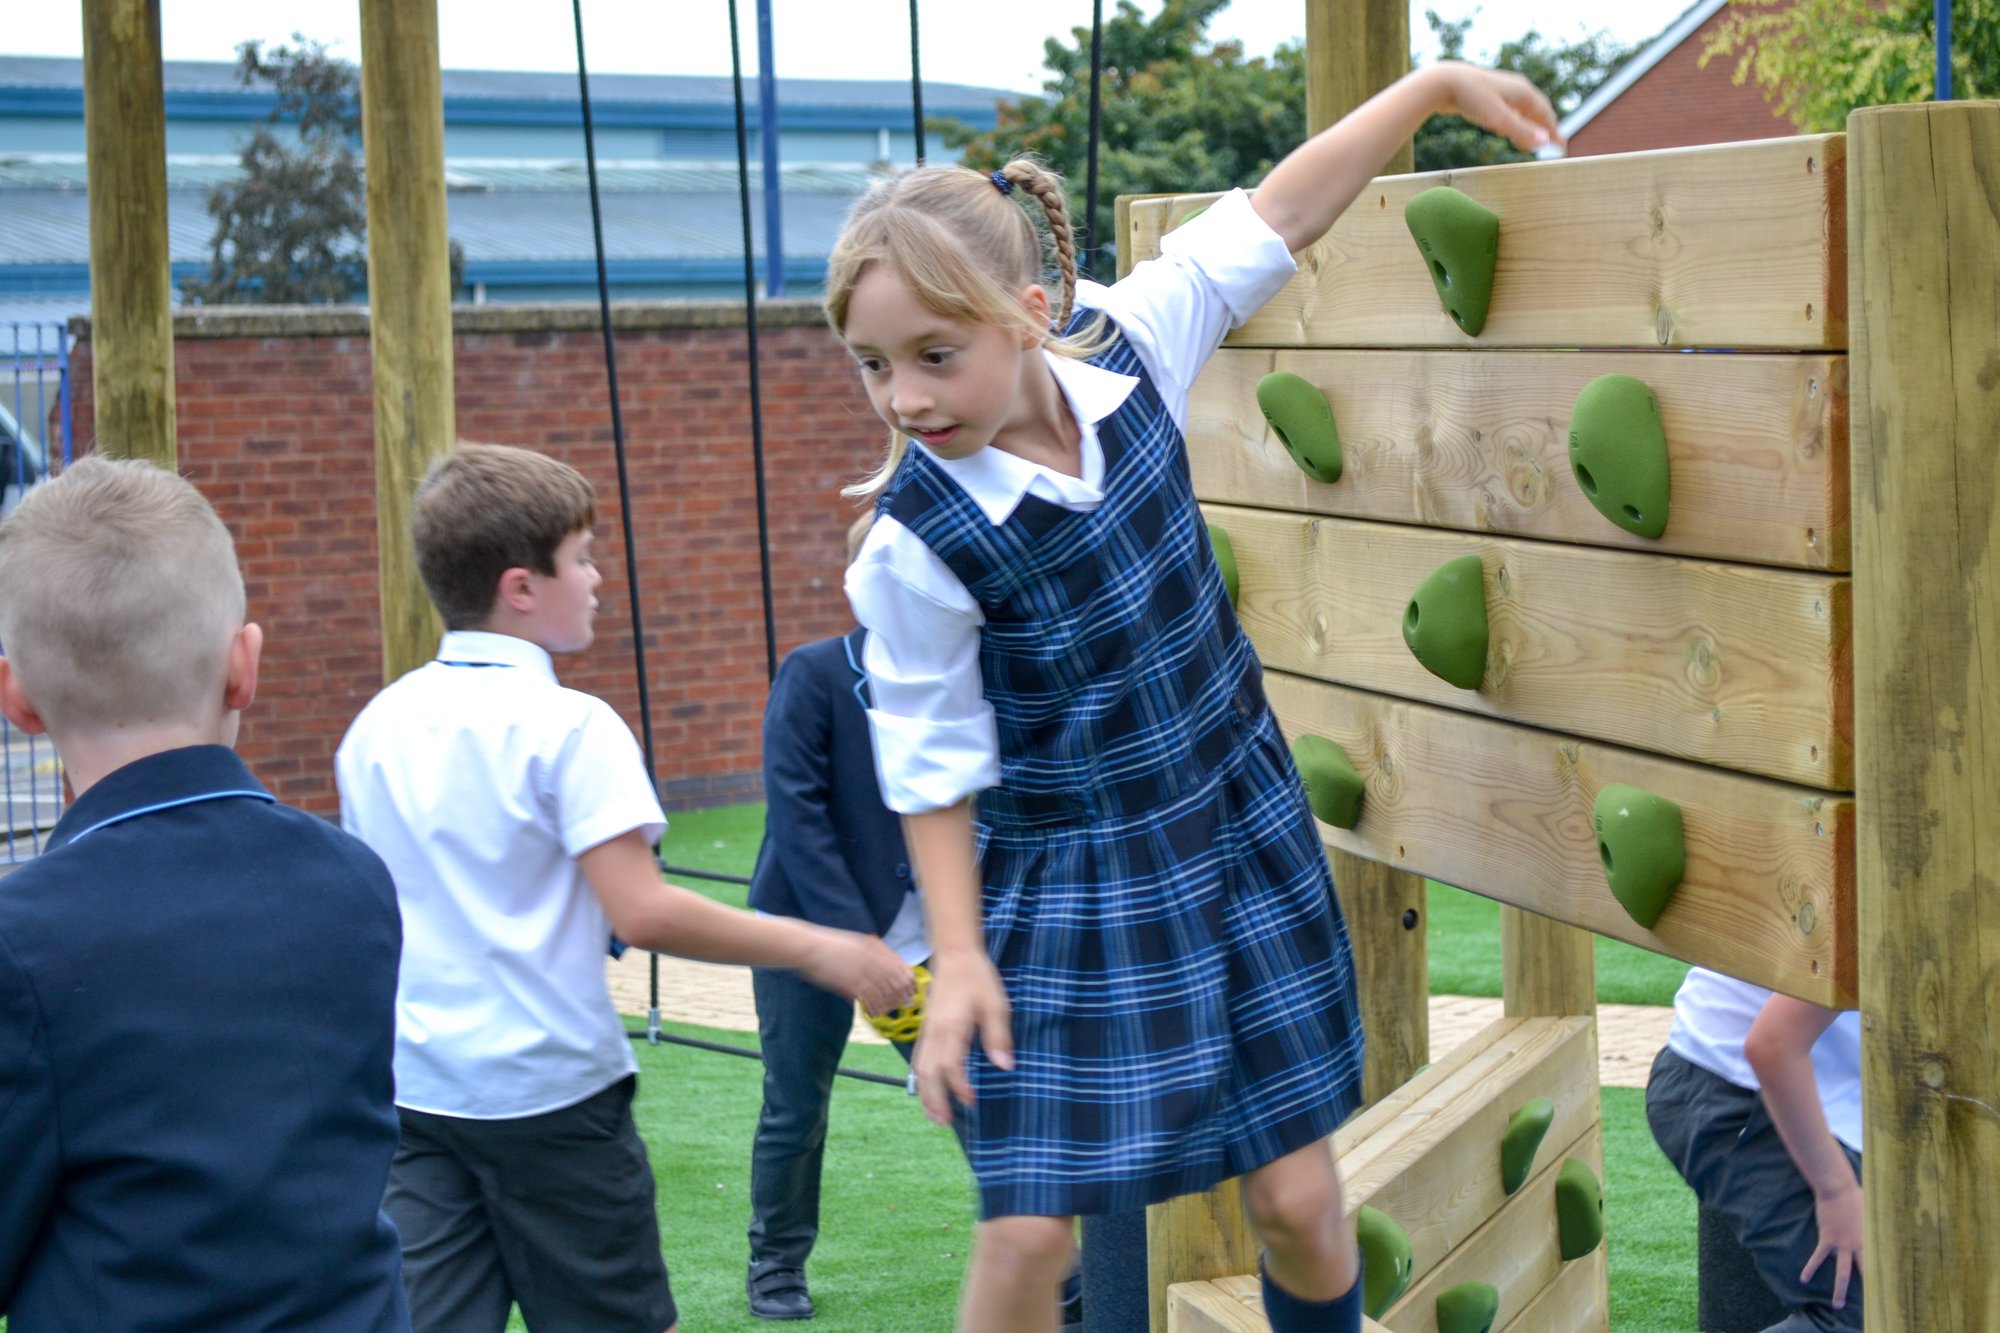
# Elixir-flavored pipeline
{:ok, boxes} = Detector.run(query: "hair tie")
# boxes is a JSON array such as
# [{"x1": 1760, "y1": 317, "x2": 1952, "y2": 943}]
[{"x1": 989, "y1": 169, "x2": 1014, "y2": 196}]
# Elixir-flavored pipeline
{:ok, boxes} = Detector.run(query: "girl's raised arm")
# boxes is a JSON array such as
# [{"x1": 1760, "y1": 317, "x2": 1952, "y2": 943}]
[{"x1": 1252, "y1": 62, "x2": 1560, "y2": 255}]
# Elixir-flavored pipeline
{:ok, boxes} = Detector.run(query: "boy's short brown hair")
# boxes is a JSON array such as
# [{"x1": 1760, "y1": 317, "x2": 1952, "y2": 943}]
[
  {"x1": 0, "y1": 456, "x2": 244, "y2": 732},
  {"x1": 412, "y1": 443, "x2": 597, "y2": 629}
]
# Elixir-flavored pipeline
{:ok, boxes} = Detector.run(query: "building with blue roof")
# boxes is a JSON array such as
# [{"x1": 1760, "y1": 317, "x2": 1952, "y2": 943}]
[{"x1": 0, "y1": 55, "x2": 1008, "y2": 325}]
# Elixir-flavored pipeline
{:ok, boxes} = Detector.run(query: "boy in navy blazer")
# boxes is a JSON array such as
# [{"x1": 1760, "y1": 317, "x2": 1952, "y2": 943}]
[{"x1": 0, "y1": 458, "x2": 409, "y2": 1330}]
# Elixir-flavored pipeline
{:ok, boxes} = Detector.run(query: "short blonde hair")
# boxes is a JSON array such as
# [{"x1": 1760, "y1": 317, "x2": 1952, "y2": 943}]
[
  {"x1": 0, "y1": 456, "x2": 245, "y2": 731},
  {"x1": 412, "y1": 443, "x2": 597, "y2": 629},
  {"x1": 827, "y1": 157, "x2": 1108, "y2": 504}
]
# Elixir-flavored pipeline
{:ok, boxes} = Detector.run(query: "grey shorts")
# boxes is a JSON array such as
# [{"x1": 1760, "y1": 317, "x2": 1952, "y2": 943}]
[{"x1": 384, "y1": 1075, "x2": 677, "y2": 1333}]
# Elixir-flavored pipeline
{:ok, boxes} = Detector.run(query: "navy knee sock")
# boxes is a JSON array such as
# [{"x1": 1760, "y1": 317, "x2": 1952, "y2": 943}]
[{"x1": 1260, "y1": 1252, "x2": 1363, "y2": 1333}]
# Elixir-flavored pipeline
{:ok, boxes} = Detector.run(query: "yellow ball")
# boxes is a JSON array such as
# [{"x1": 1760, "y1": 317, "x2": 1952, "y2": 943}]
[{"x1": 862, "y1": 963, "x2": 929, "y2": 1044}]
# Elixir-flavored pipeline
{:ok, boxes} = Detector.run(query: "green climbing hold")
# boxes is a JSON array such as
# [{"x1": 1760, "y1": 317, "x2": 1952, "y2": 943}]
[
  {"x1": 1291, "y1": 734, "x2": 1364, "y2": 830},
  {"x1": 1501, "y1": 1096, "x2": 1555, "y2": 1195},
  {"x1": 1255, "y1": 371, "x2": 1343, "y2": 483},
  {"x1": 1402, "y1": 555, "x2": 1489, "y2": 690},
  {"x1": 1356, "y1": 1205, "x2": 1414, "y2": 1319},
  {"x1": 1568, "y1": 373, "x2": 1671, "y2": 539},
  {"x1": 1592, "y1": 783, "x2": 1686, "y2": 931},
  {"x1": 1435, "y1": 1281, "x2": 1501, "y2": 1333},
  {"x1": 1208, "y1": 523, "x2": 1239, "y2": 608},
  {"x1": 1556, "y1": 1157, "x2": 1606, "y2": 1260},
  {"x1": 1404, "y1": 186, "x2": 1500, "y2": 336}
]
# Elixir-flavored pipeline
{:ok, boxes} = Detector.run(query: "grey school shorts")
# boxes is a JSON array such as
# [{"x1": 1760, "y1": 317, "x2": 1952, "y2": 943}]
[{"x1": 384, "y1": 1074, "x2": 677, "y2": 1333}]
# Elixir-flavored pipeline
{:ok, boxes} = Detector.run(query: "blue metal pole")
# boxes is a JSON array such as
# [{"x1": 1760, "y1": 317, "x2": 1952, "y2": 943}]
[
  {"x1": 756, "y1": 0, "x2": 785, "y2": 297},
  {"x1": 1937, "y1": 0, "x2": 1953, "y2": 100}
]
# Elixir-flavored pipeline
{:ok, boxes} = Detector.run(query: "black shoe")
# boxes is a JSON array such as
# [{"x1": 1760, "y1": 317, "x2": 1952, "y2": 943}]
[{"x1": 747, "y1": 1268, "x2": 816, "y2": 1321}]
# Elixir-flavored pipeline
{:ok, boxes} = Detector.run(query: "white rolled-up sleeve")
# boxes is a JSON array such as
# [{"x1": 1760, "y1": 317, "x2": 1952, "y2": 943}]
[
  {"x1": 844, "y1": 517, "x2": 1000, "y2": 813},
  {"x1": 1085, "y1": 187, "x2": 1297, "y2": 429}
]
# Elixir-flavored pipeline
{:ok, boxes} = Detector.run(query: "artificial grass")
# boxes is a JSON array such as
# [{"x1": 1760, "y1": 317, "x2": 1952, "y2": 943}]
[{"x1": 1426, "y1": 880, "x2": 1691, "y2": 1008}]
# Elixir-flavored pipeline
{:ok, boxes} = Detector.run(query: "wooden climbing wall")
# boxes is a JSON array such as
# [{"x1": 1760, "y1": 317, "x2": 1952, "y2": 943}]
[{"x1": 1123, "y1": 131, "x2": 1854, "y2": 1333}]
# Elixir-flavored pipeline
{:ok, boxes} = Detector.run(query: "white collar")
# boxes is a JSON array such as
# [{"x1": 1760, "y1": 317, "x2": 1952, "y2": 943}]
[
  {"x1": 915, "y1": 349, "x2": 1138, "y2": 526},
  {"x1": 434, "y1": 629, "x2": 558, "y2": 682}
]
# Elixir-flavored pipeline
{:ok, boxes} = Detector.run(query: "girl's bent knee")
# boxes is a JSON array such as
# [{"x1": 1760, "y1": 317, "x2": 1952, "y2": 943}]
[
  {"x1": 975, "y1": 1215, "x2": 1076, "y2": 1282},
  {"x1": 1243, "y1": 1149, "x2": 1344, "y2": 1250}
]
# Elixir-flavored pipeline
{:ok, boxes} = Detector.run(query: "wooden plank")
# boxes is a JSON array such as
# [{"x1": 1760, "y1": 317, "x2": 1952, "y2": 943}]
[
  {"x1": 1126, "y1": 135, "x2": 1844, "y2": 351},
  {"x1": 359, "y1": 0, "x2": 453, "y2": 682},
  {"x1": 1264, "y1": 672, "x2": 1856, "y2": 1007},
  {"x1": 1502, "y1": 907, "x2": 1595, "y2": 1019},
  {"x1": 1379, "y1": 1122, "x2": 1604, "y2": 1332},
  {"x1": 1148, "y1": 1182, "x2": 1257, "y2": 1333},
  {"x1": 1189, "y1": 349, "x2": 1848, "y2": 571},
  {"x1": 82, "y1": 0, "x2": 175, "y2": 466},
  {"x1": 1213, "y1": 505, "x2": 1852, "y2": 787},
  {"x1": 1848, "y1": 101, "x2": 2000, "y2": 1333},
  {"x1": 1501, "y1": 1242, "x2": 1609, "y2": 1333},
  {"x1": 1304, "y1": 0, "x2": 1410, "y2": 168},
  {"x1": 1344, "y1": 1019, "x2": 1599, "y2": 1286},
  {"x1": 1337, "y1": 1018, "x2": 1521, "y2": 1151},
  {"x1": 1165, "y1": 1276, "x2": 1397, "y2": 1333}
]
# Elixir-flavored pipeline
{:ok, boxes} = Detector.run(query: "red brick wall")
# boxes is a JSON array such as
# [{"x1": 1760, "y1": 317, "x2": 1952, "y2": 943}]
[
  {"x1": 67, "y1": 303, "x2": 885, "y2": 816},
  {"x1": 1569, "y1": 5, "x2": 1800, "y2": 157}
]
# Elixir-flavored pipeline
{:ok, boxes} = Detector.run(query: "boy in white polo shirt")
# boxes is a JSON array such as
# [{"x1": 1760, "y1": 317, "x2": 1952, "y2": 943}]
[{"x1": 337, "y1": 443, "x2": 911, "y2": 1333}]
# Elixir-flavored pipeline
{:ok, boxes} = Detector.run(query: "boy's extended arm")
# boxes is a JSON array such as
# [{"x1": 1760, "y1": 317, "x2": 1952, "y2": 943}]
[
  {"x1": 0, "y1": 938, "x2": 58, "y2": 1303},
  {"x1": 903, "y1": 800, "x2": 1013, "y2": 1127},
  {"x1": 579, "y1": 829, "x2": 912, "y2": 1014},
  {"x1": 1744, "y1": 993, "x2": 1862, "y2": 1309},
  {"x1": 1251, "y1": 62, "x2": 1559, "y2": 255}
]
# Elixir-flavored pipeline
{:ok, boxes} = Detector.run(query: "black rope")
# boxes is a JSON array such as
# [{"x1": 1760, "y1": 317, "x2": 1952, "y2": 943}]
[
  {"x1": 658, "y1": 861, "x2": 754, "y2": 889},
  {"x1": 571, "y1": 0, "x2": 667, "y2": 1033},
  {"x1": 1082, "y1": 0, "x2": 1105, "y2": 281},
  {"x1": 728, "y1": 0, "x2": 782, "y2": 688},
  {"x1": 626, "y1": 1027, "x2": 909, "y2": 1089},
  {"x1": 908, "y1": 0, "x2": 926, "y2": 165}
]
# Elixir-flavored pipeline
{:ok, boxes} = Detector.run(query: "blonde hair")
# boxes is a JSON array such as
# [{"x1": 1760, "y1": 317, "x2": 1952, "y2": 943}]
[
  {"x1": 412, "y1": 442, "x2": 597, "y2": 630},
  {"x1": 0, "y1": 456, "x2": 245, "y2": 731},
  {"x1": 827, "y1": 157, "x2": 1107, "y2": 503}
]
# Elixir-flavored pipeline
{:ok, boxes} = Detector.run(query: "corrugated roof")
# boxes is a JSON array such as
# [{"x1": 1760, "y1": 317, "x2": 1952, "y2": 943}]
[{"x1": 0, "y1": 55, "x2": 1011, "y2": 115}]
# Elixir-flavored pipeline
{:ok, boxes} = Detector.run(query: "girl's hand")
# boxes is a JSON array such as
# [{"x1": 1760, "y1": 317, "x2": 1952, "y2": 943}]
[
  {"x1": 912, "y1": 951, "x2": 1013, "y2": 1127},
  {"x1": 1803, "y1": 1178, "x2": 1865, "y2": 1309},
  {"x1": 1437, "y1": 62, "x2": 1562, "y2": 154}
]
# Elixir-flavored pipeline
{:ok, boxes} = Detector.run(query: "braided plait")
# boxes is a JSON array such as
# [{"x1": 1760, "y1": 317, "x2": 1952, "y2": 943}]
[{"x1": 998, "y1": 159, "x2": 1078, "y2": 327}]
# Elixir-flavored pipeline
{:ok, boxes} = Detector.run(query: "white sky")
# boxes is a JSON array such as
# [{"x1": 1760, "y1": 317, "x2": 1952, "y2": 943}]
[{"x1": 9, "y1": 1, "x2": 1694, "y2": 94}]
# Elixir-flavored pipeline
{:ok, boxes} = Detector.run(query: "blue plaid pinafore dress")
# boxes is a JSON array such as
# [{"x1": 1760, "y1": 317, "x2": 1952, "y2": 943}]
[{"x1": 878, "y1": 315, "x2": 1365, "y2": 1219}]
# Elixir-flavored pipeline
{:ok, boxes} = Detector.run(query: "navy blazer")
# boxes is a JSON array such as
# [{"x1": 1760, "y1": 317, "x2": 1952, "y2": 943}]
[
  {"x1": 748, "y1": 629, "x2": 912, "y2": 935},
  {"x1": 0, "y1": 746, "x2": 408, "y2": 1331}
]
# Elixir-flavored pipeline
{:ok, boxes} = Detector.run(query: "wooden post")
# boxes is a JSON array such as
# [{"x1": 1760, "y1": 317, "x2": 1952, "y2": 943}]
[
  {"x1": 1306, "y1": 0, "x2": 1427, "y2": 1096},
  {"x1": 81, "y1": 0, "x2": 174, "y2": 466},
  {"x1": 1500, "y1": 908, "x2": 1595, "y2": 1018},
  {"x1": 358, "y1": 0, "x2": 452, "y2": 683},
  {"x1": 1305, "y1": 0, "x2": 1412, "y2": 174},
  {"x1": 1848, "y1": 100, "x2": 2000, "y2": 1332}
]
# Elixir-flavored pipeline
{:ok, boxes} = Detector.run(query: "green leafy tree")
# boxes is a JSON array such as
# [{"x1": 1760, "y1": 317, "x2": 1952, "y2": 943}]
[
  {"x1": 184, "y1": 35, "x2": 464, "y2": 305},
  {"x1": 1702, "y1": 0, "x2": 2000, "y2": 132},
  {"x1": 938, "y1": 2, "x2": 1639, "y2": 273}
]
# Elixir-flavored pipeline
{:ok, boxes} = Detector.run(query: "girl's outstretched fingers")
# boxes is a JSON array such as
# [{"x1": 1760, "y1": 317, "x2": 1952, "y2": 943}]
[
  {"x1": 1442, "y1": 63, "x2": 1563, "y2": 153},
  {"x1": 914, "y1": 953, "x2": 1014, "y2": 1126}
]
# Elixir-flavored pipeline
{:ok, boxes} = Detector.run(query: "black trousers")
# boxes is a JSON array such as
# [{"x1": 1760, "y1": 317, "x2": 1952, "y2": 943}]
[
  {"x1": 746, "y1": 965, "x2": 916, "y2": 1278},
  {"x1": 1646, "y1": 1048, "x2": 1864, "y2": 1333}
]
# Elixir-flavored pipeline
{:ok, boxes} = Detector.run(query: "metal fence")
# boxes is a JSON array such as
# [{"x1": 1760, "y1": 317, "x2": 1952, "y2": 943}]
[{"x1": 3, "y1": 322, "x2": 73, "y2": 863}]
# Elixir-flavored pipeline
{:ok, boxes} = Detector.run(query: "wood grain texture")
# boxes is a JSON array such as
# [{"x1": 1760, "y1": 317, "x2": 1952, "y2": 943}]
[
  {"x1": 1304, "y1": 0, "x2": 1410, "y2": 165},
  {"x1": 1848, "y1": 101, "x2": 2000, "y2": 1332},
  {"x1": 1212, "y1": 505, "x2": 1852, "y2": 787},
  {"x1": 359, "y1": 0, "x2": 452, "y2": 682},
  {"x1": 1502, "y1": 907, "x2": 1597, "y2": 1019},
  {"x1": 1264, "y1": 672, "x2": 1856, "y2": 1006},
  {"x1": 1148, "y1": 1179, "x2": 1257, "y2": 1333},
  {"x1": 1189, "y1": 349, "x2": 1848, "y2": 570},
  {"x1": 81, "y1": 0, "x2": 175, "y2": 465},
  {"x1": 1501, "y1": 1242, "x2": 1610, "y2": 1333},
  {"x1": 1126, "y1": 135, "x2": 1845, "y2": 351},
  {"x1": 1335, "y1": 847, "x2": 1430, "y2": 1105}
]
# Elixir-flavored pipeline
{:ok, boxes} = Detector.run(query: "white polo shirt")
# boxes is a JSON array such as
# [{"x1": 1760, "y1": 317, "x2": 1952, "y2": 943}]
[
  {"x1": 336, "y1": 630, "x2": 666, "y2": 1119},
  {"x1": 1667, "y1": 967, "x2": 1863, "y2": 1152}
]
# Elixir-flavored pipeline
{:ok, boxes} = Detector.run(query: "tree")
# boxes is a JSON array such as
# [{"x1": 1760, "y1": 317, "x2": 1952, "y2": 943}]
[
  {"x1": 1701, "y1": 0, "x2": 2000, "y2": 132},
  {"x1": 938, "y1": 3, "x2": 1639, "y2": 274},
  {"x1": 183, "y1": 37, "x2": 369, "y2": 305},
  {"x1": 183, "y1": 36, "x2": 464, "y2": 305}
]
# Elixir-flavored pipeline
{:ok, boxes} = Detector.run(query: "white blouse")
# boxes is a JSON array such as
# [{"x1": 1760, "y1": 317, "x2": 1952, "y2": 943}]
[{"x1": 844, "y1": 187, "x2": 1298, "y2": 814}]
